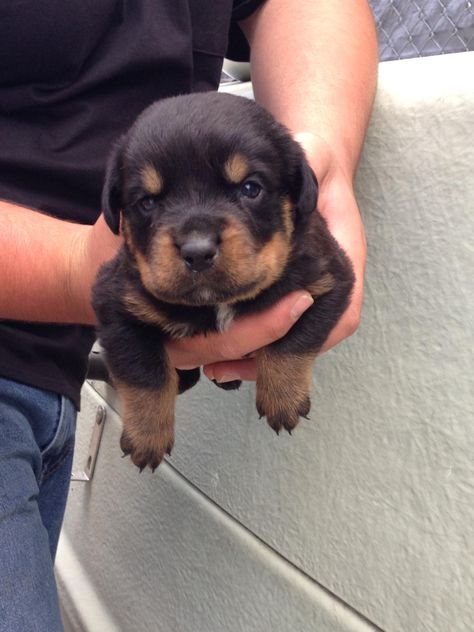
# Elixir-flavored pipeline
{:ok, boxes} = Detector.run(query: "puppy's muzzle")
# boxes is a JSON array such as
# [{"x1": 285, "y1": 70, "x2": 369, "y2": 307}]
[{"x1": 178, "y1": 233, "x2": 219, "y2": 272}]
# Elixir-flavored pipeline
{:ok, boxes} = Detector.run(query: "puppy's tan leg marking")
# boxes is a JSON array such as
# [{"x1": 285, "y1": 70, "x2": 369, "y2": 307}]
[
  {"x1": 256, "y1": 350, "x2": 315, "y2": 434},
  {"x1": 116, "y1": 368, "x2": 178, "y2": 471},
  {"x1": 307, "y1": 272, "x2": 335, "y2": 298}
]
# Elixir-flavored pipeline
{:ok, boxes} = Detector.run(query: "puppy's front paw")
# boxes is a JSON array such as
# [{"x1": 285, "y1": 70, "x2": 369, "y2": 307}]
[
  {"x1": 115, "y1": 377, "x2": 178, "y2": 472},
  {"x1": 256, "y1": 350, "x2": 314, "y2": 435},
  {"x1": 120, "y1": 425, "x2": 174, "y2": 472}
]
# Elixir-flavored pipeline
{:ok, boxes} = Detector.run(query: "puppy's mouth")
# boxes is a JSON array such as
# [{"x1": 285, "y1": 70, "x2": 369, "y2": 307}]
[
  {"x1": 130, "y1": 219, "x2": 291, "y2": 307},
  {"x1": 149, "y1": 273, "x2": 269, "y2": 307}
]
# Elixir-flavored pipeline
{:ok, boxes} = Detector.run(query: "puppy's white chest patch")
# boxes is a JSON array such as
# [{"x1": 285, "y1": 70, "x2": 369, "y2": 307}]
[{"x1": 216, "y1": 304, "x2": 235, "y2": 332}]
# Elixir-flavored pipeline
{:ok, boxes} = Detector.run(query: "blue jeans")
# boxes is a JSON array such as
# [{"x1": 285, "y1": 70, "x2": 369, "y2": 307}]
[{"x1": 0, "y1": 377, "x2": 76, "y2": 632}]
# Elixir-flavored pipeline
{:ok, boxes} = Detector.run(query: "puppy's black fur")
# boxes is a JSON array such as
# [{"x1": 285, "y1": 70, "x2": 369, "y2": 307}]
[{"x1": 92, "y1": 92, "x2": 354, "y2": 471}]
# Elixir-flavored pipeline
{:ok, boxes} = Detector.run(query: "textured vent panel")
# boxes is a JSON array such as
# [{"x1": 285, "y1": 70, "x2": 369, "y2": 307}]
[{"x1": 370, "y1": 0, "x2": 474, "y2": 60}]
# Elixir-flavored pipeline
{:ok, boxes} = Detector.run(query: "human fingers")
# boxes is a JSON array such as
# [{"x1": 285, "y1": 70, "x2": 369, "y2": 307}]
[
  {"x1": 166, "y1": 291, "x2": 314, "y2": 370},
  {"x1": 203, "y1": 358, "x2": 257, "y2": 383}
]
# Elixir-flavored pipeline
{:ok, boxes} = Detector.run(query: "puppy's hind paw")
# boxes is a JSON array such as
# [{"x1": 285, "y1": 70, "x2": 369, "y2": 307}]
[
  {"x1": 212, "y1": 379, "x2": 242, "y2": 391},
  {"x1": 120, "y1": 428, "x2": 174, "y2": 473}
]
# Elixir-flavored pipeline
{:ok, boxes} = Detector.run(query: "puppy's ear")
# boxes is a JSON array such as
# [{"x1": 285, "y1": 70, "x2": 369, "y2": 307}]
[
  {"x1": 292, "y1": 160, "x2": 319, "y2": 220},
  {"x1": 102, "y1": 136, "x2": 126, "y2": 234}
]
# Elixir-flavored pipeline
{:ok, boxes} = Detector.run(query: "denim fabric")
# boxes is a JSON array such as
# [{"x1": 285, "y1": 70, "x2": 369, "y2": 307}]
[{"x1": 0, "y1": 377, "x2": 76, "y2": 632}]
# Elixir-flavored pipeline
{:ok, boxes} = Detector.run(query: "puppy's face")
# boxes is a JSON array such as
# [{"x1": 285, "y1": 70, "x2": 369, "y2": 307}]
[{"x1": 103, "y1": 93, "x2": 317, "y2": 306}]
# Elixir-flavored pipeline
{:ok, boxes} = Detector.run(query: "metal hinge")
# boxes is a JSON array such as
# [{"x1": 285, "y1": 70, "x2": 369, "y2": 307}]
[{"x1": 71, "y1": 405, "x2": 106, "y2": 482}]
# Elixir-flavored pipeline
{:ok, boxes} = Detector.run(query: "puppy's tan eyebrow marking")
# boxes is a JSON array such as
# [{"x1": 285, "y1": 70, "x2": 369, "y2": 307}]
[
  {"x1": 223, "y1": 153, "x2": 249, "y2": 184},
  {"x1": 141, "y1": 163, "x2": 163, "y2": 195}
]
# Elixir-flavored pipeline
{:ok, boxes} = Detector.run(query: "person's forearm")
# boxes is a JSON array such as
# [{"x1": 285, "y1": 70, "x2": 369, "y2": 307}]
[
  {"x1": 242, "y1": 0, "x2": 378, "y2": 178},
  {"x1": 0, "y1": 201, "x2": 117, "y2": 324}
]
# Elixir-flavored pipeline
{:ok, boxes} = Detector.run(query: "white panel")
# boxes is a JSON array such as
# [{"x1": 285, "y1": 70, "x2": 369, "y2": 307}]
[
  {"x1": 58, "y1": 385, "x2": 378, "y2": 632},
  {"x1": 166, "y1": 53, "x2": 474, "y2": 632}
]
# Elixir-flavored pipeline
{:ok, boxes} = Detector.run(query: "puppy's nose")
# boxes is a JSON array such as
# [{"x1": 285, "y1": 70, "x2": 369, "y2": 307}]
[{"x1": 180, "y1": 236, "x2": 218, "y2": 272}]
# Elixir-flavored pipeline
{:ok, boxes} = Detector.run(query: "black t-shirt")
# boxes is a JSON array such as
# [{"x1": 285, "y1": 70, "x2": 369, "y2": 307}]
[{"x1": 0, "y1": 0, "x2": 264, "y2": 408}]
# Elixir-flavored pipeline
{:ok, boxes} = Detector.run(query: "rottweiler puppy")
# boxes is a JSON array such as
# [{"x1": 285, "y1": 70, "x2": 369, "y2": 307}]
[{"x1": 92, "y1": 92, "x2": 354, "y2": 472}]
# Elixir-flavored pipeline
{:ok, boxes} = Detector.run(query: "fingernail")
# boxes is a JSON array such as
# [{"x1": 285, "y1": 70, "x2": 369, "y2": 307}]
[
  {"x1": 290, "y1": 293, "x2": 314, "y2": 321},
  {"x1": 216, "y1": 372, "x2": 241, "y2": 384}
]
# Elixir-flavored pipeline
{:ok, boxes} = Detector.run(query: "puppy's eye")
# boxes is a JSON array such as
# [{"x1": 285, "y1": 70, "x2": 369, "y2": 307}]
[
  {"x1": 240, "y1": 180, "x2": 262, "y2": 199},
  {"x1": 138, "y1": 195, "x2": 158, "y2": 212}
]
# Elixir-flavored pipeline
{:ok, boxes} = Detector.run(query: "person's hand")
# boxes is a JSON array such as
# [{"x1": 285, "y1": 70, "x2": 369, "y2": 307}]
[
  {"x1": 295, "y1": 133, "x2": 366, "y2": 353},
  {"x1": 166, "y1": 291, "x2": 314, "y2": 381}
]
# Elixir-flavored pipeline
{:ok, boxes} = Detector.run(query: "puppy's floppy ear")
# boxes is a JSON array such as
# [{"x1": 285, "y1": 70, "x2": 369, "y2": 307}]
[
  {"x1": 292, "y1": 159, "x2": 319, "y2": 219},
  {"x1": 102, "y1": 136, "x2": 126, "y2": 235}
]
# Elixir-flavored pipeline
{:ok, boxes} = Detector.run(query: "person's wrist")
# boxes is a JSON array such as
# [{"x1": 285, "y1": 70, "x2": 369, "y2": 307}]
[{"x1": 294, "y1": 131, "x2": 356, "y2": 187}]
